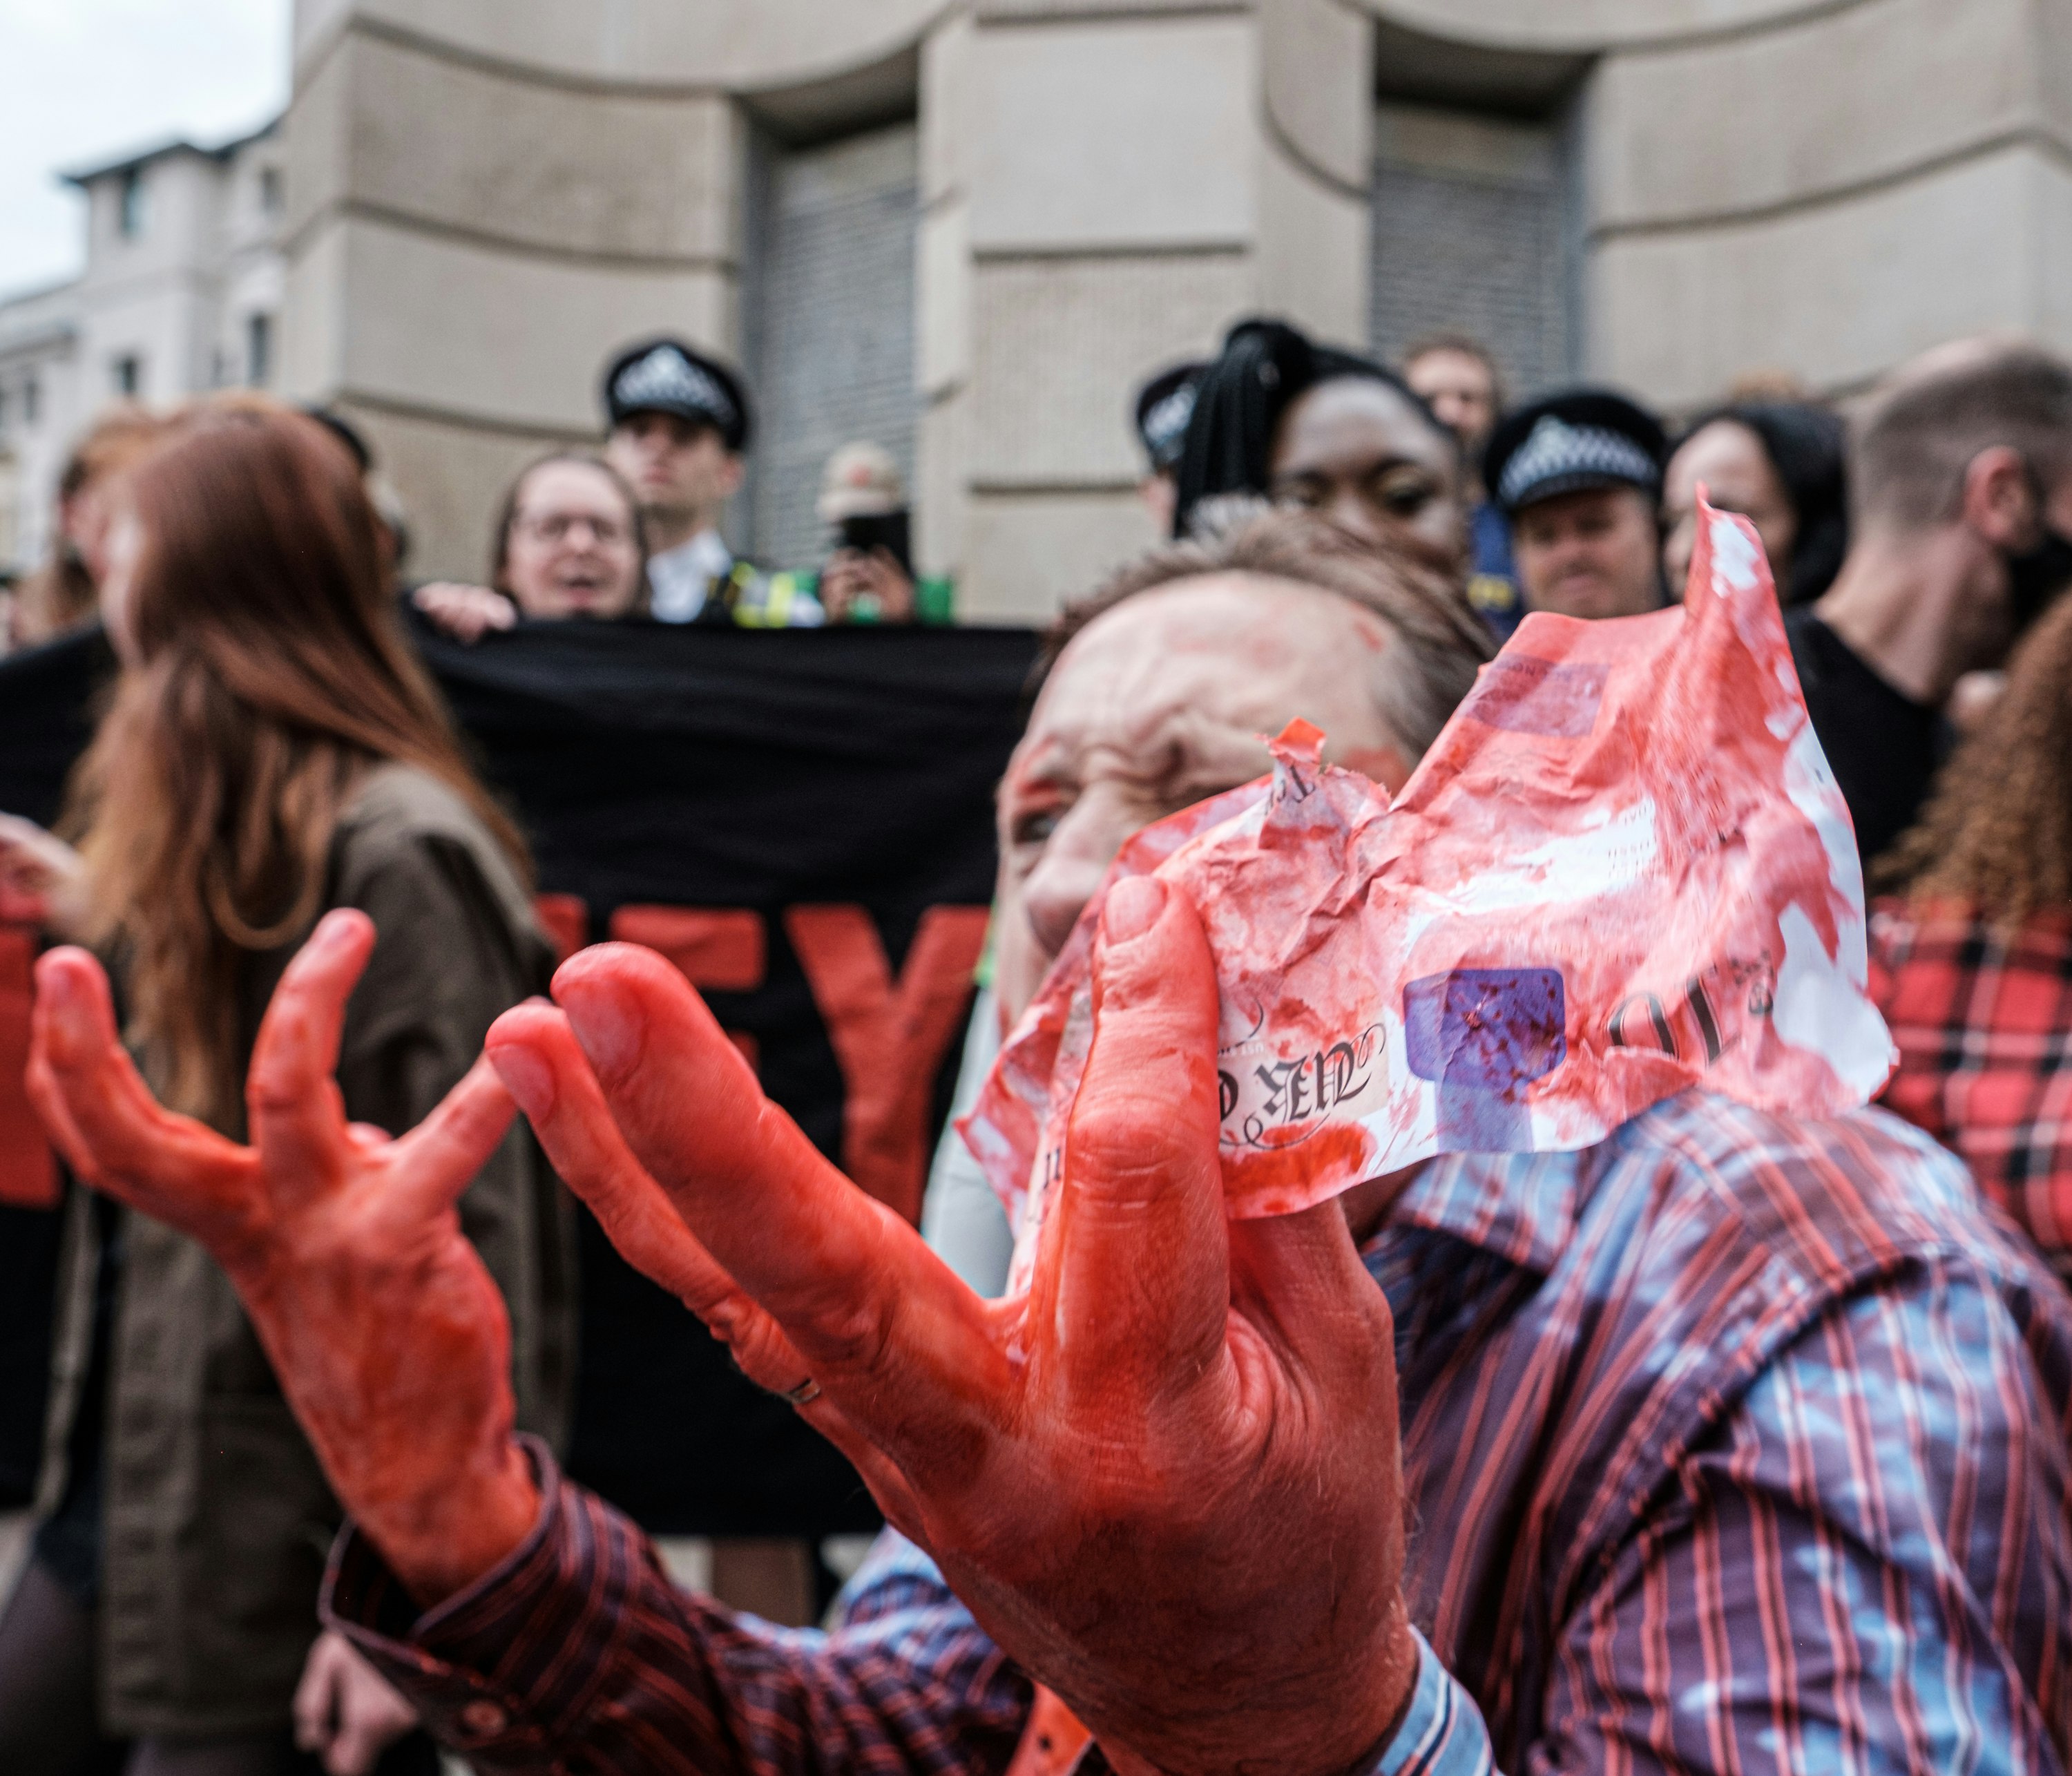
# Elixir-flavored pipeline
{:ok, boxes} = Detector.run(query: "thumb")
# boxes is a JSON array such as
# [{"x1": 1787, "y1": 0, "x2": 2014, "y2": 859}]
[{"x1": 1038, "y1": 873, "x2": 1231, "y2": 1416}]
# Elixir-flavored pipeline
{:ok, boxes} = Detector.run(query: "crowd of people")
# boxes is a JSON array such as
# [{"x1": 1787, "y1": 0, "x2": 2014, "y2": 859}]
[{"x1": 0, "y1": 305, "x2": 2069, "y2": 1776}]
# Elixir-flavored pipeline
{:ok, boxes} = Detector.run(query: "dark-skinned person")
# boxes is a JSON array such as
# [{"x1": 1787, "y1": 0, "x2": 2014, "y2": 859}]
[
  {"x1": 1662, "y1": 400, "x2": 1848, "y2": 608},
  {"x1": 1129, "y1": 359, "x2": 1204, "y2": 537},
  {"x1": 1403, "y1": 332, "x2": 1522, "y2": 639},
  {"x1": 27, "y1": 497, "x2": 2072, "y2": 1776},
  {"x1": 1484, "y1": 388, "x2": 1669, "y2": 622},
  {"x1": 0, "y1": 399, "x2": 571, "y2": 1776},
  {"x1": 926, "y1": 318, "x2": 1477, "y2": 1286},
  {"x1": 412, "y1": 452, "x2": 648, "y2": 642},
  {"x1": 1788, "y1": 339, "x2": 2072, "y2": 870},
  {"x1": 1870, "y1": 588, "x2": 2072, "y2": 1283},
  {"x1": 1171, "y1": 316, "x2": 1467, "y2": 579}
]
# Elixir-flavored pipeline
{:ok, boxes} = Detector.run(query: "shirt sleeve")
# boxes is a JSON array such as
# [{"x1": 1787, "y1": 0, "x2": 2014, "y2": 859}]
[
  {"x1": 322, "y1": 1439, "x2": 1030, "y2": 1776},
  {"x1": 1373, "y1": 1632, "x2": 1498, "y2": 1776},
  {"x1": 1526, "y1": 1258, "x2": 2066, "y2": 1773}
]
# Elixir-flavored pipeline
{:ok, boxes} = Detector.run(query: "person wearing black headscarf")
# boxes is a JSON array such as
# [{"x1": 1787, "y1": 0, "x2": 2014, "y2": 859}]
[
  {"x1": 1662, "y1": 401, "x2": 1848, "y2": 604},
  {"x1": 1171, "y1": 318, "x2": 1467, "y2": 581}
]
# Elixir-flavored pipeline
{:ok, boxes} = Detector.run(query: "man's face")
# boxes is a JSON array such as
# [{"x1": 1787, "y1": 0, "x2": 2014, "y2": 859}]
[
  {"x1": 1405, "y1": 349, "x2": 1498, "y2": 457},
  {"x1": 604, "y1": 412, "x2": 742, "y2": 533},
  {"x1": 1512, "y1": 485, "x2": 1662, "y2": 621},
  {"x1": 993, "y1": 574, "x2": 1414, "y2": 1021},
  {"x1": 1269, "y1": 379, "x2": 1466, "y2": 573}
]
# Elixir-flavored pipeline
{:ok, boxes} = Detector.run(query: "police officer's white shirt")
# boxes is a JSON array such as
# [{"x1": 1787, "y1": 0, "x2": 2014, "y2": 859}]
[{"x1": 648, "y1": 528, "x2": 733, "y2": 624}]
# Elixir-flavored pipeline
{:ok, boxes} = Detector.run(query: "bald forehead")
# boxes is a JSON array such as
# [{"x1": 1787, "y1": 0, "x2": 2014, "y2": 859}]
[{"x1": 1033, "y1": 573, "x2": 1397, "y2": 752}]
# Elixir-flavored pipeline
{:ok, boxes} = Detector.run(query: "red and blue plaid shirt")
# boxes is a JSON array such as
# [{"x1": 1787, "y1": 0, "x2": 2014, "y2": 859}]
[
  {"x1": 328, "y1": 1089, "x2": 2072, "y2": 1775},
  {"x1": 1872, "y1": 899, "x2": 2072, "y2": 1276}
]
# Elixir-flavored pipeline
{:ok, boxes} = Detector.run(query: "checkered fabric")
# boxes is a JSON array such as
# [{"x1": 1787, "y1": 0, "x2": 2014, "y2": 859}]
[{"x1": 1871, "y1": 897, "x2": 2072, "y2": 1275}]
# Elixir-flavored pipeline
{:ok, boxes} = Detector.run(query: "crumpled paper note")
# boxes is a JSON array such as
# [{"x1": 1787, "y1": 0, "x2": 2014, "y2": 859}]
[{"x1": 960, "y1": 497, "x2": 1894, "y2": 1281}]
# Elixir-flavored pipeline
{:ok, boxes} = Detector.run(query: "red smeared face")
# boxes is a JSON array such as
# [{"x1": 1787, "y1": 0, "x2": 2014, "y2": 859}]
[{"x1": 993, "y1": 573, "x2": 1417, "y2": 1024}]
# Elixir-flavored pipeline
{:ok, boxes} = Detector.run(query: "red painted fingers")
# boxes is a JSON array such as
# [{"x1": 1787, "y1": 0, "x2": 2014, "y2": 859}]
[
  {"x1": 1035, "y1": 876, "x2": 1234, "y2": 1422},
  {"x1": 487, "y1": 1002, "x2": 806, "y2": 1385},
  {"x1": 487, "y1": 1000, "x2": 940, "y2": 1540},
  {"x1": 535, "y1": 944, "x2": 1008, "y2": 1484},
  {"x1": 246, "y1": 908, "x2": 372, "y2": 1214},
  {"x1": 28, "y1": 946, "x2": 257, "y2": 1243},
  {"x1": 384, "y1": 1055, "x2": 521, "y2": 1224}
]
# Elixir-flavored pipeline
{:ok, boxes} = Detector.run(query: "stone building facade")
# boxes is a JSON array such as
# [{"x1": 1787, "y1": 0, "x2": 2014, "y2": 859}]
[
  {"x1": 12, "y1": 1, "x2": 2072, "y2": 618},
  {"x1": 0, "y1": 127, "x2": 286, "y2": 576}
]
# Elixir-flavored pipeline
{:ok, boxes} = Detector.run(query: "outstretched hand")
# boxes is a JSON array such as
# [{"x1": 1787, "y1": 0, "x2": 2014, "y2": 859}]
[
  {"x1": 489, "y1": 876, "x2": 1417, "y2": 1776},
  {"x1": 28, "y1": 910, "x2": 538, "y2": 1603}
]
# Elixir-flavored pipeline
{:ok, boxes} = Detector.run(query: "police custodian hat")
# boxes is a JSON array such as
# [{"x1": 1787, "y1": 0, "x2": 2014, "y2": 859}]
[
  {"x1": 1133, "y1": 360, "x2": 1206, "y2": 475},
  {"x1": 1484, "y1": 389, "x2": 1667, "y2": 517},
  {"x1": 602, "y1": 337, "x2": 753, "y2": 453}
]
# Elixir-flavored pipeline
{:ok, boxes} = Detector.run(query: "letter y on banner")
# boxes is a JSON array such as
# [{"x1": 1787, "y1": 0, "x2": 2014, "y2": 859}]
[{"x1": 787, "y1": 906, "x2": 990, "y2": 1225}]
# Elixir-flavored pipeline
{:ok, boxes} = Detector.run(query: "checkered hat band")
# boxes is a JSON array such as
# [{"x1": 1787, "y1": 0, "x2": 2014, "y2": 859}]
[
  {"x1": 613, "y1": 347, "x2": 737, "y2": 430},
  {"x1": 1499, "y1": 417, "x2": 1658, "y2": 509}
]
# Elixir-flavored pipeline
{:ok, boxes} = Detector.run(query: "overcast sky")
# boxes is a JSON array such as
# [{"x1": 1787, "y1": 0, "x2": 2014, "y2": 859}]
[{"x1": 0, "y1": 0, "x2": 288, "y2": 299}]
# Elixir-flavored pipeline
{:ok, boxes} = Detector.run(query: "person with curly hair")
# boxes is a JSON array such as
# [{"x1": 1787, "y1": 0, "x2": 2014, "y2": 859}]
[{"x1": 1872, "y1": 587, "x2": 2072, "y2": 1278}]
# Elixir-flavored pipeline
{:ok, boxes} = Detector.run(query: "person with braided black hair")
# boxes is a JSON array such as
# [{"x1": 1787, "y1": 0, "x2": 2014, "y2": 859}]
[{"x1": 1170, "y1": 318, "x2": 1468, "y2": 582}]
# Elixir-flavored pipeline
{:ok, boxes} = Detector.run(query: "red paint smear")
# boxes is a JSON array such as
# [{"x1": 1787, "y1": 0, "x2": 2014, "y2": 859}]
[
  {"x1": 1220, "y1": 1120, "x2": 1379, "y2": 1210},
  {"x1": 963, "y1": 497, "x2": 1891, "y2": 1285}
]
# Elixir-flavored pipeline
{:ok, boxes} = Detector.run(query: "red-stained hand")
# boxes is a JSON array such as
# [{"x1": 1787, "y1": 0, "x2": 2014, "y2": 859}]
[
  {"x1": 487, "y1": 876, "x2": 1417, "y2": 1776},
  {"x1": 26, "y1": 909, "x2": 538, "y2": 1604}
]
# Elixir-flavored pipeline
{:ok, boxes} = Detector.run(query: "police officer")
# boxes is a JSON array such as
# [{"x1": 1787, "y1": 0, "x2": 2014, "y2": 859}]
[
  {"x1": 1132, "y1": 361, "x2": 1204, "y2": 536},
  {"x1": 1484, "y1": 390, "x2": 1669, "y2": 621},
  {"x1": 600, "y1": 336, "x2": 770, "y2": 625}
]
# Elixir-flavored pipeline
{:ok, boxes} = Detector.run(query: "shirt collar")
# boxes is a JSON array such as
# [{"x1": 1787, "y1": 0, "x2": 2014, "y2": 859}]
[
  {"x1": 647, "y1": 530, "x2": 733, "y2": 622},
  {"x1": 1378, "y1": 1143, "x2": 1585, "y2": 1277}
]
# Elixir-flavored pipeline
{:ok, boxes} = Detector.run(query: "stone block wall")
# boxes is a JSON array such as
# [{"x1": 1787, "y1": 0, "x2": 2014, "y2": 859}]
[{"x1": 280, "y1": 0, "x2": 2072, "y2": 608}]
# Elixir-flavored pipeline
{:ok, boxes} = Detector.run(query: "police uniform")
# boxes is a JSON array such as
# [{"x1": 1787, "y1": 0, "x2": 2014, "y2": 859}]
[
  {"x1": 1133, "y1": 361, "x2": 1205, "y2": 478},
  {"x1": 602, "y1": 338, "x2": 821, "y2": 627},
  {"x1": 1481, "y1": 389, "x2": 1669, "y2": 619}
]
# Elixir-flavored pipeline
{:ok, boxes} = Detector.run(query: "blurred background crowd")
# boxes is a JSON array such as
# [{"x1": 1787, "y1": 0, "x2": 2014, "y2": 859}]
[{"x1": 6, "y1": 3, "x2": 2072, "y2": 1774}]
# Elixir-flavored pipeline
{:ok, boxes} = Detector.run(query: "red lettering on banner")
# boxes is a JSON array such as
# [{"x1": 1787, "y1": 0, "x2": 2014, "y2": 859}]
[
  {"x1": 0, "y1": 925, "x2": 57, "y2": 1209},
  {"x1": 609, "y1": 906, "x2": 767, "y2": 1070},
  {"x1": 785, "y1": 905, "x2": 989, "y2": 1225},
  {"x1": 533, "y1": 894, "x2": 590, "y2": 964},
  {"x1": 0, "y1": 900, "x2": 986, "y2": 1216}
]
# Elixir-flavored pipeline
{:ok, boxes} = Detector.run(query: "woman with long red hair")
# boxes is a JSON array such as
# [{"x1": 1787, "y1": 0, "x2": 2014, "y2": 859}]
[{"x1": 0, "y1": 399, "x2": 570, "y2": 1776}]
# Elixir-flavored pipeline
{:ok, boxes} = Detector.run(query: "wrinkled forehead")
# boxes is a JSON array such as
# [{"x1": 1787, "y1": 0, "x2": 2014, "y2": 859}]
[
  {"x1": 517, "y1": 460, "x2": 629, "y2": 517},
  {"x1": 1024, "y1": 574, "x2": 1392, "y2": 765}
]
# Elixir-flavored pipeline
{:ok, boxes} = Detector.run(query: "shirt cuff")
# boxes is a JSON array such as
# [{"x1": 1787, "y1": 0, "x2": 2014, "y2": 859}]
[
  {"x1": 320, "y1": 1435, "x2": 647, "y2": 1773},
  {"x1": 1371, "y1": 1629, "x2": 1496, "y2": 1776}
]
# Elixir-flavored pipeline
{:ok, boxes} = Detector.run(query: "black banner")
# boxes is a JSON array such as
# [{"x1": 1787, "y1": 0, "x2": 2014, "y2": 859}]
[{"x1": 0, "y1": 615, "x2": 1039, "y2": 1534}]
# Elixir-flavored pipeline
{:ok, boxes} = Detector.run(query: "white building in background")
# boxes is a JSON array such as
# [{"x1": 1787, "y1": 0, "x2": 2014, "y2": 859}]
[{"x1": 0, "y1": 122, "x2": 285, "y2": 578}]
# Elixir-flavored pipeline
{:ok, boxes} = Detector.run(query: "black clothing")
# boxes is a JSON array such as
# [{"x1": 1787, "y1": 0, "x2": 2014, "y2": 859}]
[{"x1": 1785, "y1": 607, "x2": 1947, "y2": 868}]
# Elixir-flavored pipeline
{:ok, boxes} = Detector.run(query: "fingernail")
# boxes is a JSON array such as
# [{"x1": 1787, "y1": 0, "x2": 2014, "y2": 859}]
[
  {"x1": 558, "y1": 973, "x2": 644, "y2": 1078},
  {"x1": 489, "y1": 1042, "x2": 555, "y2": 1119},
  {"x1": 309, "y1": 909, "x2": 362, "y2": 956},
  {"x1": 1102, "y1": 874, "x2": 1167, "y2": 945}
]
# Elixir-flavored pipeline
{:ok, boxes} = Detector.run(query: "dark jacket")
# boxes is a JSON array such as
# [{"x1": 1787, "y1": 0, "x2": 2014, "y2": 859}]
[{"x1": 34, "y1": 763, "x2": 575, "y2": 1737}]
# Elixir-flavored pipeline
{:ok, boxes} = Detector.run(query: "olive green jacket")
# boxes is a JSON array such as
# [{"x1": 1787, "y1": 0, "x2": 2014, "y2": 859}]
[{"x1": 35, "y1": 764, "x2": 576, "y2": 1737}]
